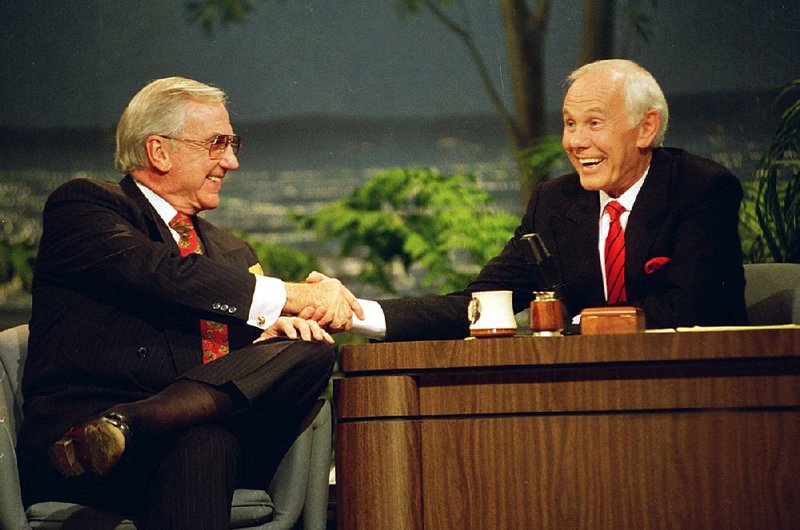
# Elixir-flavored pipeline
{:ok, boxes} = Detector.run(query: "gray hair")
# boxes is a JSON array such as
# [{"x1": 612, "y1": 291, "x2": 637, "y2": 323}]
[
  {"x1": 566, "y1": 59, "x2": 669, "y2": 147},
  {"x1": 115, "y1": 77, "x2": 228, "y2": 174}
]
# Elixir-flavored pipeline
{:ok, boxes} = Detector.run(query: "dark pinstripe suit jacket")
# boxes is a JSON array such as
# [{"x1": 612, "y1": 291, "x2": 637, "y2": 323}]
[
  {"x1": 19, "y1": 176, "x2": 266, "y2": 449},
  {"x1": 379, "y1": 147, "x2": 749, "y2": 341}
]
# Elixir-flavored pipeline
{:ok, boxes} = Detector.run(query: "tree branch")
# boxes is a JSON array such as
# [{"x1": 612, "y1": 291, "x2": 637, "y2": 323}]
[{"x1": 421, "y1": 0, "x2": 520, "y2": 141}]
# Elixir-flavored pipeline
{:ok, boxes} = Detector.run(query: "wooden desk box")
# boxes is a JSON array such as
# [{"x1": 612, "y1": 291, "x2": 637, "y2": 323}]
[{"x1": 580, "y1": 306, "x2": 645, "y2": 335}]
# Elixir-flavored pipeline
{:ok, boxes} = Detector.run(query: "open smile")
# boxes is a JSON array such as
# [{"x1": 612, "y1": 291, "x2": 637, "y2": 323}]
[
  {"x1": 575, "y1": 156, "x2": 608, "y2": 176},
  {"x1": 578, "y1": 156, "x2": 605, "y2": 169}
]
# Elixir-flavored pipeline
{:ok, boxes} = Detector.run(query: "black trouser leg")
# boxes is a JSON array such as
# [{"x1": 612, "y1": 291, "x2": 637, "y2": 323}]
[
  {"x1": 223, "y1": 340, "x2": 335, "y2": 488},
  {"x1": 20, "y1": 340, "x2": 335, "y2": 525},
  {"x1": 142, "y1": 424, "x2": 240, "y2": 530}
]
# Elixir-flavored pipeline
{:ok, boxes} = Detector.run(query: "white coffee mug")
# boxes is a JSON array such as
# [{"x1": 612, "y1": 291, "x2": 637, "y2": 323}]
[{"x1": 468, "y1": 290, "x2": 517, "y2": 338}]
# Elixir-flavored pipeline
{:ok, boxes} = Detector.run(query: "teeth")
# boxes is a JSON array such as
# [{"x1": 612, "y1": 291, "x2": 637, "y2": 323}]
[
  {"x1": 580, "y1": 158, "x2": 603, "y2": 165},
  {"x1": 207, "y1": 176, "x2": 221, "y2": 183}
]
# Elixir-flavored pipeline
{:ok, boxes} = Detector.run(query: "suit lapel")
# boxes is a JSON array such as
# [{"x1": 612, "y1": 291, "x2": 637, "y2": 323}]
[
  {"x1": 120, "y1": 176, "x2": 174, "y2": 246},
  {"x1": 625, "y1": 149, "x2": 673, "y2": 286},
  {"x1": 120, "y1": 175, "x2": 207, "y2": 374},
  {"x1": 120, "y1": 176, "x2": 237, "y2": 265},
  {"x1": 194, "y1": 217, "x2": 243, "y2": 266},
  {"x1": 549, "y1": 184, "x2": 606, "y2": 306}
]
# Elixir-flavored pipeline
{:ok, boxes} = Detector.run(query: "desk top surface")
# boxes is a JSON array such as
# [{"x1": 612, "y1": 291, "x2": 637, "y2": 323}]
[{"x1": 339, "y1": 327, "x2": 800, "y2": 373}]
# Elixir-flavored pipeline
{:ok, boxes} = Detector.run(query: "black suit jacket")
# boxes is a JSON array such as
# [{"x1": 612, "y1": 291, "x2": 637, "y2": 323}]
[
  {"x1": 20, "y1": 176, "x2": 267, "y2": 449},
  {"x1": 379, "y1": 147, "x2": 748, "y2": 341}
]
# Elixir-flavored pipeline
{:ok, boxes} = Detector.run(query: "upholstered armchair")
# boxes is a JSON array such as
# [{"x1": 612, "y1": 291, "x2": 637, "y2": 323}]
[
  {"x1": 743, "y1": 262, "x2": 800, "y2": 324},
  {"x1": 0, "y1": 324, "x2": 332, "y2": 530}
]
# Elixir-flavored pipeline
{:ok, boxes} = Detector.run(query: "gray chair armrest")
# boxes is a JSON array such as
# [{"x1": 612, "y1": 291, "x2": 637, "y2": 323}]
[
  {"x1": 262, "y1": 400, "x2": 331, "y2": 530},
  {"x1": 0, "y1": 403, "x2": 32, "y2": 529},
  {"x1": 300, "y1": 400, "x2": 332, "y2": 530},
  {"x1": 744, "y1": 263, "x2": 800, "y2": 324},
  {"x1": 1, "y1": 325, "x2": 32, "y2": 529}
]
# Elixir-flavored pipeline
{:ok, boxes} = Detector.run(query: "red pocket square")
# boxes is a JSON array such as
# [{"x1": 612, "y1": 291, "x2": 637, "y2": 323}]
[{"x1": 644, "y1": 256, "x2": 671, "y2": 274}]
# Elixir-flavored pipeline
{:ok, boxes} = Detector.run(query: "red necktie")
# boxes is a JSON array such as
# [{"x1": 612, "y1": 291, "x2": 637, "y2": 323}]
[
  {"x1": 169, "y1": 212, "x2": 230, "y2": 363},
  {"x1": 604, "y1": 201, "x2": 627, "y2": 304}
]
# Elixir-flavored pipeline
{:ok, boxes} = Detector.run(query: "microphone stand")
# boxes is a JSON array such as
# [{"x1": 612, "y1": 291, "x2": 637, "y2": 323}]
[{"x1": 519, "y1": 233, "x2": 573, "y2": 334}]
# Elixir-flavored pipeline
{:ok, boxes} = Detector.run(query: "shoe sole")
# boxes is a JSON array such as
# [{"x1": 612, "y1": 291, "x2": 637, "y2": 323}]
[
  {"x1": 49, "y1": 418, "x2": 126, "y2": 477},
  {"x1": 49, "y1": 437, "x2": 86, "y2": 476}
]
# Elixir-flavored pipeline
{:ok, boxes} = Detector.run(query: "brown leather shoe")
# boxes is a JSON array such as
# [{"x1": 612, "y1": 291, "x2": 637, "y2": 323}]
[{"x1": 49, "y1": 412, "x2": 132, "y2": 477}]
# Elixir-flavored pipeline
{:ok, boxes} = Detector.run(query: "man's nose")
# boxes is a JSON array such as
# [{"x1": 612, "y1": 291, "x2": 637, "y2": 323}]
[
  {"x1": 220, "y1": 147, "x2": 239, "y2": 170},
  {"x1": 566, "y1": 127, "x2": 590, "y2": 149}
]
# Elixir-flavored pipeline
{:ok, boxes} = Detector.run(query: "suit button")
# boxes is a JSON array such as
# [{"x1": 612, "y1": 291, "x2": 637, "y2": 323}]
[
  {"x1": 136, "y1": 347, "x2": 148, "y2": 358},
  {"x1": 228, "y1": 306, "x2": 237, "y2": 314},
  {"x1": 220, "y1": 304, "x2": 229, "y2": 312},
  {"x1": 212, "y1": 302, "x2": 221, "y2": 310}
]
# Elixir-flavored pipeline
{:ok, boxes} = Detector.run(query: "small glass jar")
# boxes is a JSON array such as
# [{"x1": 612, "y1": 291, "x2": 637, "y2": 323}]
[{"x1": 530, "y1": 291, "x2": 564, "y2": 336}]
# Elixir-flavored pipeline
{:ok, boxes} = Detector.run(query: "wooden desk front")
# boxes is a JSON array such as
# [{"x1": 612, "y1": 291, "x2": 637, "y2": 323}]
[{"x1": 334, "y1": 328, "x2": 800, "y2": 529}]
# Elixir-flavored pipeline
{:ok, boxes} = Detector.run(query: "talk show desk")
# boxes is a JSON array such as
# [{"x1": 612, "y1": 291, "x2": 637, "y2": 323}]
[{"x1": 333, "y1": 327, "x2": 800, "y2": 530}]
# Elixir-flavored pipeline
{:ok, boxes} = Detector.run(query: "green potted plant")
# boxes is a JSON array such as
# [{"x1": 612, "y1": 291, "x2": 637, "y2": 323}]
[
  {"x1": 294, "y1": 167, "x2": 519, "y2": 295},
  {"x1": 753, "y1": 80, "x2": 800, "y2": 263}
]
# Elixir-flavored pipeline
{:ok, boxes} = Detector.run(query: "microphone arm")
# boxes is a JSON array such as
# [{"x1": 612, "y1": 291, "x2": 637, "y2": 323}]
[{"x1": 519, "y1": 233, "x2": 567, "y2": 299}]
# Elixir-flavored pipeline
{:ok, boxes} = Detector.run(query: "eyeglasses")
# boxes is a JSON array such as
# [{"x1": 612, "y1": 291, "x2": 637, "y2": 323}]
[{"x1": 161, "y1": 134, "x2": 242, "y2": 159}]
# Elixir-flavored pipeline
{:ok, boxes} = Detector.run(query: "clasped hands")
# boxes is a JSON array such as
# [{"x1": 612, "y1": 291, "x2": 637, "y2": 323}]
[{"x1": 256, "y1": 271, "x2": 363, "y2": 344}]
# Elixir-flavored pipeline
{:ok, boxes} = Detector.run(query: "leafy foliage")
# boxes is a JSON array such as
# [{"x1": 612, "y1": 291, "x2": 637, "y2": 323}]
[
  {"x1": 739, "y1": 179, "x2": 771, "y2": 263},
  {"x1": 753, "y1": 80, "x2": 800, "y2": 263},
  {"x1": 233, "y1": 231, "x2": 321, "y2": 282},
  {"x1": 517, "y1": 135, "x2": 565, "y2": 187},
  {"x1": 0, "y1": 238, "x2": 37, "y2": 293},
  {"x1": 619, "y1": 0, "x2": 660, "y2": 55},
  {"x1": 187, "y1": 0, "x2": 256, "y2": 35},
  {"x1": 294, "y1": 168, "x2": 519, "y2": 295}
]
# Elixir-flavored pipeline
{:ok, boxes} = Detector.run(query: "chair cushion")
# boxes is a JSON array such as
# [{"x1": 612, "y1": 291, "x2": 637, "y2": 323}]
[
  {"x1": 26, "y1": 501, "x2": 137, "y2": 529},
  {"x1": 23, "y1": 489, "x2": 273, "y2": 529},
  {"x1": 230, "y1": 488, "x2": 274, "y2": 528}
]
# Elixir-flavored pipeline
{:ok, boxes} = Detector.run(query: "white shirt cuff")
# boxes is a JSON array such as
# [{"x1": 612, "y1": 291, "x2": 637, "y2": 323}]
[
  {"x1": 351, "y1": 299, "x2": 387, "y2": 340},
  {"x1": 248, "y1": 275, "x2": 286, "y2": 329}
]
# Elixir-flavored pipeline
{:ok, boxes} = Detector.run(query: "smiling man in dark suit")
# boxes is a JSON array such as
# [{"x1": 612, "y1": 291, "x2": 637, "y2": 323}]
[
  {"x1": 17, "y1": 77, "x2": 363, "y2": 529},
  {"x1": 345, "y1": 59, "x2": 748, "y2": 341}
]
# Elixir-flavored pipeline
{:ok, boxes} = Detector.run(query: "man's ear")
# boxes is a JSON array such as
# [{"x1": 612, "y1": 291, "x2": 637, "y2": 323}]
[
  {"x1": 636, "y1": 110, "x2": 661, "y2": 148},
  {"x1": 146, "y1": 135, "x2": 172, "y2": 172}
]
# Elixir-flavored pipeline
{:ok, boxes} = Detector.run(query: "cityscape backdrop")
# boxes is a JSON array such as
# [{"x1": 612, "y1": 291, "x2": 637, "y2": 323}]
[{"x1": 1, "y1": 0, "x2": 799, "y2": 326}]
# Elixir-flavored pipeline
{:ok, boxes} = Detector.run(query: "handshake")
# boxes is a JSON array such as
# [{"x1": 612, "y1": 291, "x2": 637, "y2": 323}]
[
  {"x1": 254, "y1": 271, "x2": 363, "y2": 345},
  {"x1": 256, "y1": 272, "x2": 362, "y2": 345},
  {"x1": 284, "y1": 271, "x2": 363, "y2": 331}
]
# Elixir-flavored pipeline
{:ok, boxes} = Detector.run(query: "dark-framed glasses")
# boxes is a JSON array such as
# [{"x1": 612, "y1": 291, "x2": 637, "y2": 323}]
[{"x1": 161, "y1": 134, "x2": 242, "y2": 159}]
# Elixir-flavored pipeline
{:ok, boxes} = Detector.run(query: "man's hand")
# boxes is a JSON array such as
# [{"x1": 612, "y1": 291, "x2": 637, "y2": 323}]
[
  {"x1": 254, "y1": 316, "x2": 334, "y2": 345},
  {"x1": 283, "y1": 272, "x2": 364, "y2": 331}
]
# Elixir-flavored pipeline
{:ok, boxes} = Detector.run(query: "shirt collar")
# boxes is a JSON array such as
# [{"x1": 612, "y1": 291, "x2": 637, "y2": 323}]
[
  {"x1": 599, "y1": 166, "x2": 650, "y2": 216},
  {"x1": 134, "y1": 180, "x2": 179, "y2": 227}
]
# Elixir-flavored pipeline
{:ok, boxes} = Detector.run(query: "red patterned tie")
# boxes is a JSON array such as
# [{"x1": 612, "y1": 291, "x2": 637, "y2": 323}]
[
  {"x1": 604, "y1": 201, "x2": 627, "y2": 304},
  {"x1": 169, "y1": 212, "x2": 230, "y2": 363}
]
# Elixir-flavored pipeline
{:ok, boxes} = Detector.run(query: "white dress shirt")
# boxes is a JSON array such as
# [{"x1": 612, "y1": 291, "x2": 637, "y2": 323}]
[{"x1": 597, "y1": 169, "x2": 648, "y2": 300}]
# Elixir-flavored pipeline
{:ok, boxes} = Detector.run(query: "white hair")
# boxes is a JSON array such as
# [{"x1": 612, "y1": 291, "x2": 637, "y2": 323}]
[
  {"x1": 567, "y1": 59, "x2": 669, "y2": 147},
  {"x1": 115, "y1": 77, "x2": 227, "y2": 174}
]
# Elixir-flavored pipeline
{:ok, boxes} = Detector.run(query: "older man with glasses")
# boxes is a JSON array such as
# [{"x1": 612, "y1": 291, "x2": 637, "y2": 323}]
[{"x1": 16, "y1": 77, "x2": 363, "y2": 529}]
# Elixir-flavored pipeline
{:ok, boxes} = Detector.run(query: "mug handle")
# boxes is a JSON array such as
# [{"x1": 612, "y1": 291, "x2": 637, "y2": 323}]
[{"x1": 467, "y1": 298, "x2": 481, "y2": 325}]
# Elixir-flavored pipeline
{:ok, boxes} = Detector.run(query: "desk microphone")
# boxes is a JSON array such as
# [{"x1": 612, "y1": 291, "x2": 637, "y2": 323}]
[
  {"x1": 519, "y1": 233, "x2": 566, "y2": 298},
  {"x1": 520, "y1": 233, "x2": 576, "y2": 334}
]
